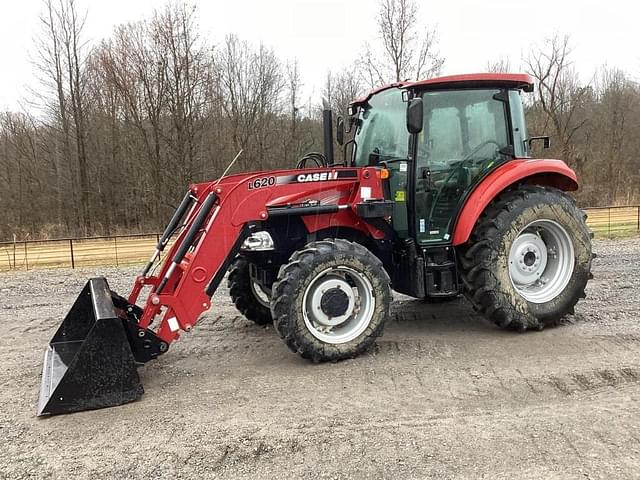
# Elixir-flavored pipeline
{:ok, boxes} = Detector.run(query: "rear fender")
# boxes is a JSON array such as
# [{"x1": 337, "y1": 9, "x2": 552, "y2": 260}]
[{"x1": 451, "y1": 159, "x2": 578, "y2": 246}]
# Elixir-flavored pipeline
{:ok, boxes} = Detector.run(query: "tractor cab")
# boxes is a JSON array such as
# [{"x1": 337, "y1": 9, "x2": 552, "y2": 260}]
[
  {"x1": 346, "y1": 73, "x2": 541, "y2": 298},
  {"x1": 349, "y1": 73, "x2": 535, "y2": 245}
]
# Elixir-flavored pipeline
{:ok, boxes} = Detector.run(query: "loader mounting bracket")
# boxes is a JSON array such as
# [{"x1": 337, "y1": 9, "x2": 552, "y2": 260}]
[
  {"x1": 111, "y1": 290, "x2": 168, "y2": 363},
  {"x1": 122, "y1": 318, "x2": 169, "y2": 364}
]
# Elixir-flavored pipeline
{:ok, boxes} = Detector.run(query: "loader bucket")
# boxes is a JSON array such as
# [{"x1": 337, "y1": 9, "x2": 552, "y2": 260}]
[{"x1": 37, "y1": 277, "x2": 143, "y2": 416}]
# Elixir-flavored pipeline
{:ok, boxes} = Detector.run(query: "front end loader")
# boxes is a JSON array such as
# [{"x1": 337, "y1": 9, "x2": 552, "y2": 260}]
[
  {"x1": 38, "y1": 73, "x2": 593, "y2": 415},
  {"x1": 38, "y1": 163, "x2": 390, "y2": 415}
]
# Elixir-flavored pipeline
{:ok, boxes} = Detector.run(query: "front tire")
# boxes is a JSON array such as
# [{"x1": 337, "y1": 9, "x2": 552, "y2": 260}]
[
  {"x1": 228, "y1": 255, "x2": 273, "y2": 325},
  {"x1": 461, "y1": 185, "x2": 592, "y2": 331},
  {"x1": 271, "y1": 239, "x2": 391, "y2": 362}
]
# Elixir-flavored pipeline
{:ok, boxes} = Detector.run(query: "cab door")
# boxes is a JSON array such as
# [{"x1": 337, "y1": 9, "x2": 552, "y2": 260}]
[{"x1": 413, "y1": 89, "x2": 512, "y2": 244}]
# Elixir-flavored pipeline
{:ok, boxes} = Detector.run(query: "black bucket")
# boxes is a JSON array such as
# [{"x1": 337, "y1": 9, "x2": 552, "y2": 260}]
[{"x1": 37, "y1": 277, "x2": 143, "y2": 416}]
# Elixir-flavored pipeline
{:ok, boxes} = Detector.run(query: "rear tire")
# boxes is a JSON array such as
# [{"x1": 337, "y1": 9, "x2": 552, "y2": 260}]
[
  {"x1": 461, "y1": 185, "x2": 592, "y2": 331},
  {"x1": 228, "y1": 255, "x2": 273, "y2": 325},
  {"x1": 271, "y1": 239, "x2": 391, "y2": 362}
]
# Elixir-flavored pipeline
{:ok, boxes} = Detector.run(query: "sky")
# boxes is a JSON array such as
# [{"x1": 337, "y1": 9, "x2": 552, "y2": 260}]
[{"x1": 0, "y1": 0, "x2": 637, "y2": 112}]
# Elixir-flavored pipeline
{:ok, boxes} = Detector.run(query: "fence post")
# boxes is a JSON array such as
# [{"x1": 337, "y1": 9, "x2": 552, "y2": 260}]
[
  {"x1": 69, "y1": 239, "x2": 75, "y2": 269},
  {"x1": 24, "y1": 241, "x2": 28, "y2": 271},
  {"x1": 114, "y1": 237, "x2": 119, "y2": 266},
  {"x1": 608, "y1": 208, "x2": 611, "y2": 236},
  {"x1": 637, "y1": 206, "x2": 639, "y2": 232},
  {"x1": 156, "y1": 233, "x2": 162, "y2": 261}
]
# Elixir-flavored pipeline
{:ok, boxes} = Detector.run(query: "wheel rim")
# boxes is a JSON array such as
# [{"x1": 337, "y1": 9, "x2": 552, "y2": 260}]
[
  {"x1": 250, "y1": 280, "x2": 271, "y2": 308},
  {"x1": 302, "y1": 266, "x2": 375, "y2": 344},
  {"x1": 508, "y1": 219, "x2": 575, "y2": 304}
]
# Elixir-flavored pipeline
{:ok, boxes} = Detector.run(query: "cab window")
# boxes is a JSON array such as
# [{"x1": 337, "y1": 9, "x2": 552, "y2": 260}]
[{"x1": 353, "y1": 89, "x2": 409, "y2": 167}]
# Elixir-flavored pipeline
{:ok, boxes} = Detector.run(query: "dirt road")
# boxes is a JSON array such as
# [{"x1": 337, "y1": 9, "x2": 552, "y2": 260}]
[{"x1": 1, "y1": 237, "x2": 639, "y2": 479}]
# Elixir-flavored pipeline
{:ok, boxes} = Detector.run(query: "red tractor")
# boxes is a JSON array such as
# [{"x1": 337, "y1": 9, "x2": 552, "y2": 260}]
[{"x1": 38, "y1": 73, "x2": 593, "y2": 415}]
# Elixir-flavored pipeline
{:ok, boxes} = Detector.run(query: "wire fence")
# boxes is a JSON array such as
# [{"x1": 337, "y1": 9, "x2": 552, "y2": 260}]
[
  {"x1": 584, "y1": 205, "x2": 640, "y2": 236},
  {"x1": 0, "y1": 233, "x2": 168, "y2": 272},
  {"x1": 0, "y1": 205, "x2": 638, "y2": 272}
]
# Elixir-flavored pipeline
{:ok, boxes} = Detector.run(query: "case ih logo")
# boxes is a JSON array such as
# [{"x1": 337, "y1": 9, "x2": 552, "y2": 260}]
[
  {"x1": 296, "y1": 171, "x2": 339, "y2": 183},
  {"x1": 266, "y1": 169, "x2": 358, "y2": 189}
]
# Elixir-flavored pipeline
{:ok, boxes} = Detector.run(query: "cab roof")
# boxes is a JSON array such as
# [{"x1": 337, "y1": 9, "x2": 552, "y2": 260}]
[{"x1": 350, "y1": 73, "x2": 534, "y2": 107}]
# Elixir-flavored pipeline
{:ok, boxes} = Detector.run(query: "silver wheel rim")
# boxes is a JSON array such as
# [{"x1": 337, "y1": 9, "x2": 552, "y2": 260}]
[
  {"x1": 302, "y1": 266, "x2": 375, "y2": 344},
  {"x1": 508, "y1": 219, "x2": 575, "y2": 304},
  {"x1": 250, "y1": 280, "x2": 271, "y2": 308}
]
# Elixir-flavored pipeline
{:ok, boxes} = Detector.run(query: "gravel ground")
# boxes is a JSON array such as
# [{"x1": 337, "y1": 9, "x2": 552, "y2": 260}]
[{"x1": 1, "y1": 237, "x2": 639, "y2": 479}]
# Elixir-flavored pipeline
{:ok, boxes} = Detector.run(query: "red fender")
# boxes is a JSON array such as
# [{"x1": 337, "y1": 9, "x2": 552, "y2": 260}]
[{"x1": 451, "y1": 159, "x2": 578, "y2": 246}]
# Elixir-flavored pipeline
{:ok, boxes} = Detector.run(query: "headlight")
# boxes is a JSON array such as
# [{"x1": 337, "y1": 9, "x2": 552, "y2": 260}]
[{"x1": 241, "y1": 231, "x2": 275, "y2": 251}]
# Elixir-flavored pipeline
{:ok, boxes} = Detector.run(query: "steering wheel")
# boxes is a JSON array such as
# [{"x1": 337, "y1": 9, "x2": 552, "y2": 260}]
[
  {"x1": 437, "y1": 139, "x2": 502, "y2": 191},
  {"x1": 462, "y1": 140, "x2": 501, "y2": 162},
  {"x1": 296, "y1": 152, "x2": 328, "y2": 169}
]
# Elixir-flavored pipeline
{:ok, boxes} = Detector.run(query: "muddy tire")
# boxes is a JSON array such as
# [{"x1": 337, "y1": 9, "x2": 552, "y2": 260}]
[
  {"x1": 271, "y1": 239, "x2": 392, "y2": 362},
  {"x1": 228, "y1": 255, "x2": 272, "y2": 325},
  {"x1": 461, "y1": 185, "x2": 593, "y2": 331}
]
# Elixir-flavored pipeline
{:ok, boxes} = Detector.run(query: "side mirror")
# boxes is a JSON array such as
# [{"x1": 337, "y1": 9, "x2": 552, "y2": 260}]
[
  {"x1": 368, "y1": 147, "x2": 381, "y2": 166},
  {"x1": 528, "y1": 136, "x2": 551, "y2": 149},
  {"x1": 336, "y1": 116, "x2": 345, "y2": 145},
  {"x1": 406, "y1": 97, "x2": 423, "y2": 134}
]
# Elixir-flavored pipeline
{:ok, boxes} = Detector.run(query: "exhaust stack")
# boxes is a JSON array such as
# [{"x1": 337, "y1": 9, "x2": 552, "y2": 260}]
[{"x1": 322, "y1": 99, "x2": 334, "y2": 165}]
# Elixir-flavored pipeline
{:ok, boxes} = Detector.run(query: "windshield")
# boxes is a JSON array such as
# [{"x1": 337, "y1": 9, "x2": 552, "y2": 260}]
[{"x1": 353, "y1": 88, "x2": 409, "y2": 166}]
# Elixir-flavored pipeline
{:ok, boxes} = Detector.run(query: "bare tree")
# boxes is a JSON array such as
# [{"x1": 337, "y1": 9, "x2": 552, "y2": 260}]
[
  {"x1": 323, "y1": 66, "x2": 363, "y2": 118},
  {"x1": 35, "y1": 0, "x2": 74, "y2": 228},
  {"x1": 361, "y1": 0, "x2": 444, "y2": 86},
  {"x1": 286, "y1": 60, "x2": 301, "y2": 134},
  {"x1": 591, "y1": 67, "x2": 638, "y2": 203},
  {"x1": 487, "y1": 57, "x2": 512, "y2": 73},
  {"x1": 34, "y1": 0, "x2": 92, "y2": 233},
  {"x1": 154, "y1": 3, "x2": 212, "y2": 188},
  {"x1": 62, "y1": 0, "x2": 91, "y2": 232},
  {"x1": 215, "y1": 35, "x2": 284, "y2": 171},
  {"x1": 525, "y1": 34, "x2": 589, "y2": 168},
  {"x1": 284, "y1": 59, "x2": 305, "y2": 162}
]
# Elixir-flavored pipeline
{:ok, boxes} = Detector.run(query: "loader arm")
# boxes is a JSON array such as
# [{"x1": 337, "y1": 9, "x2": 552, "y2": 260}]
[{"x1": 127, "y1": 166, "x2": 387, "y2": 346}]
